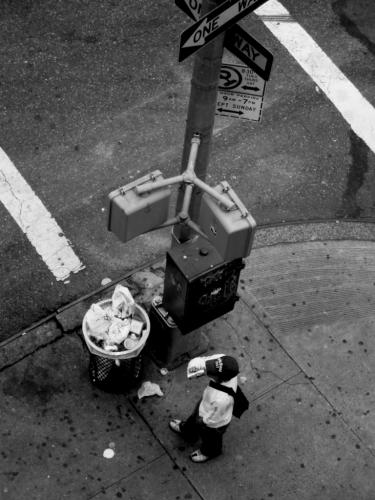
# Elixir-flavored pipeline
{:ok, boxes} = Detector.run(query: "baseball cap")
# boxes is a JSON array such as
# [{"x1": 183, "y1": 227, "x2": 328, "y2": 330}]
[{"x1": 205, "y1": 355, "x2": 239, "y2": 382}]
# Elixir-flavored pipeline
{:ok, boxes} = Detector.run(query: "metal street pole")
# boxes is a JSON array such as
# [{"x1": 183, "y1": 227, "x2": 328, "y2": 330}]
[{"x1": 173, "y1": 0, "x2": 226, "y2": 243}]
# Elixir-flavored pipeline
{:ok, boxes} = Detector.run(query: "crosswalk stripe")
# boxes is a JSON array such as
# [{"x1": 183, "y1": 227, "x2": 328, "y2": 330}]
[
  {"x1": 0, "y1": 147, "x2": 85, "y2": 282},
  {"x1": 256, "y1": 0, "x2": 375, "y2": 155}
]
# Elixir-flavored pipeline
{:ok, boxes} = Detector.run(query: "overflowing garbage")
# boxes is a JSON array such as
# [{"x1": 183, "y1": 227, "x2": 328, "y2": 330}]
[{"x1": 82, "y1": 285, "x2": 150, "y2": 358}]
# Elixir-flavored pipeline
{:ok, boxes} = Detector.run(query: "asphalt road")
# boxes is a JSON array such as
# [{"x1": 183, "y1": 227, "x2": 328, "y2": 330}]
[{"x1": 0, "y1": 0, "x2": 374, "y2": 341}]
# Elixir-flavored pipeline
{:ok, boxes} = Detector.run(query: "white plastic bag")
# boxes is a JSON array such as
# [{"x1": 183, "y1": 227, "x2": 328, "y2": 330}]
[
  {"x1": 85, "y1": 303, "x2": 112, "y2": 341},
  {"x1": 137, "y1": 381, "x2": 164, "y2": 399},
  {"x1": 106, "y1": 319, "x2": 130, "y2": 345},
  {"x1": 112, "y1": 285, "x2": 135, "y2": 319}
]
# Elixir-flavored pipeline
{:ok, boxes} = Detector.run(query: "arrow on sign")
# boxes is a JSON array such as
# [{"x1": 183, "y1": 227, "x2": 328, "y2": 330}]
[
  {"x1": 217, "y1": 108, "x2": 244, "y2": 115},
  {"x1": 179, "y1": 0, "x2": 270, "y2": 62},
  {"x1": 242, "y1": 85, "x2": 260, "y2": 91}
]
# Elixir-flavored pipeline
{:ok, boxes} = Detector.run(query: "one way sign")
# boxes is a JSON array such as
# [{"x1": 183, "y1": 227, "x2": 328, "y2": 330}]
[
  {"x1": 224, "y1": 24, "x2": 273, "y2": 80},
  {"x1": 179, "y1": 0, "x2": 270, "y2": 62}
]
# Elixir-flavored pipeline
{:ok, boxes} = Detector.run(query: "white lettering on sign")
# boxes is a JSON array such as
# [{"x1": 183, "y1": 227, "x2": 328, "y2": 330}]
[{"x1": 182, "y1": 0, "x2": 268, "y2": 49}]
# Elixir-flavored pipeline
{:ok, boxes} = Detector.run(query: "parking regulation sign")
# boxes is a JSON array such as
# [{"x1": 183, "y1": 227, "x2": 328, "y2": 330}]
[
  {"x1": 216, "y1": 63, "x2": 266, "y2": 121},
  {"x1": 216, "y1": 92, "x2": 263, "y2": 121}
]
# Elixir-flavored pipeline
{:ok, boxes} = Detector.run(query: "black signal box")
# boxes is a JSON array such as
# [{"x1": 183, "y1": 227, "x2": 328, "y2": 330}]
[{"x1": 162, "y1": 236, "x2": 244, "y2": 334}]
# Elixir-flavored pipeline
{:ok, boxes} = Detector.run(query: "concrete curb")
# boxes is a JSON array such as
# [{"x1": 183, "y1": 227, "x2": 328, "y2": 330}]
[
  {"x1": 0, "y1": 258, "x2": 165, "y2": 371},
  {"x1": 253, "y1": 219, "x2": 375, "y2": 248},
  {"x1": 1, "y1": 220, "x2": 374, "y2": 371}
]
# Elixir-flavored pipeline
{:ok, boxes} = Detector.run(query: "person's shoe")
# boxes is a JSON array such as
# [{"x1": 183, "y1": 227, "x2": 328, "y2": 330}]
[
  {"x1": 169, "y1": 419, "x2": 182, "y2": 434},
  {"x1": 190, "y1": 449, "x2": 211, "y2": 463}
]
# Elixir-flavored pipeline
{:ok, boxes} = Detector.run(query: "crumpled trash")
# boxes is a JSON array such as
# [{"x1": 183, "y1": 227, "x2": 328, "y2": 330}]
[
  {"x1": 106, "y1": 319, "x2": 130, "y2": 345},
  {"x1": 86, "y1": 285, "x2": 138, "y2": 350},
  {"x1": 137, "y1": 381, "x2": 164, "y2": 399},
  {"x1": 112, "y1": 284, "x2": 135, "y2": 319},
  {"x1": 85, "y1": 303, "x2": 112, "y2": 340}
]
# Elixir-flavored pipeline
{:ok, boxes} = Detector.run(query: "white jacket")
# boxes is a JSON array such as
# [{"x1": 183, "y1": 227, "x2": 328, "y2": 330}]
[{"x1": 198, "y1": 354, "x2": 238, "y2": 428}]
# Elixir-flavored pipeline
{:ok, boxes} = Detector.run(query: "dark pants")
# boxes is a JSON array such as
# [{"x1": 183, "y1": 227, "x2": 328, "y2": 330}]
[{"x1": 180, "y1": 402, "x2": 229, "y2": 457}]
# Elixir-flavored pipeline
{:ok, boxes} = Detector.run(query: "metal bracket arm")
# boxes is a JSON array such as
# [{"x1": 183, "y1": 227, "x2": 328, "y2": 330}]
[
  {"x1": 192, "y1": 177, "x2": 234, "y2": 210},
  {"x1": 136, "y1": 170, "x2": 234, "y2": 211},
  {"x1": 135, "y1": 134, "x2": 235, "y2": 211},
  {"x1": 135, "y1": 174, "x2": 184, "y2": 195},
  {"x1": 130, "y1": 134, "x2": 237, "y2": 240},
  {"x1": 147, "y1": 212, "x2": 208, "y2": 240}
]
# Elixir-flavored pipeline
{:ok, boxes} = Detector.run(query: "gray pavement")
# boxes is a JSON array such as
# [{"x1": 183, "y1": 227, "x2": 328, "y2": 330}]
[{"x1": 1, "y1": 221, "x2": 375, "y2": 500}]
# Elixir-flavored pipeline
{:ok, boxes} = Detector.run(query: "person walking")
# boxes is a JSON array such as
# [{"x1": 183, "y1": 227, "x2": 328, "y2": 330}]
[{"x1": 169, "y1": 353, "x2": 239, "y2": 463}]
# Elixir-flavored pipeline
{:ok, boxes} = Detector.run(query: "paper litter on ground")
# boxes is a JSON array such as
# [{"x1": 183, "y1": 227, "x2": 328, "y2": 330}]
[
  {"x1": 137, "y1": 381, "x2": 164, "y2": 399},
  {"x1": 103, "y1": 448, "x2": 115, "y2": 459}
]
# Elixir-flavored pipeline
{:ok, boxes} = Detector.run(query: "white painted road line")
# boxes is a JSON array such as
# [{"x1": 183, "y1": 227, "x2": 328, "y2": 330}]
[
  {"x1": 256, "y1": 0, "x2": 375, "y2": 155},
  {"x1": 0, "y1": 147, "x2": 85, "y2": 282}
]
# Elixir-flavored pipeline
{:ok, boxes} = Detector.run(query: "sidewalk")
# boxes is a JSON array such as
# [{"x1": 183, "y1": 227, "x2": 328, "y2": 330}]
[{"x1": 1, "y1": 221, "x2": 375, "y2": 500}]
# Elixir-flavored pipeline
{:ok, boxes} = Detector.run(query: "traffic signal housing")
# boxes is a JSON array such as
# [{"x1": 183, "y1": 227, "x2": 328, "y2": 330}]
[{"x1": 107, "y1": 170, "x2": 171, "y2": 242}]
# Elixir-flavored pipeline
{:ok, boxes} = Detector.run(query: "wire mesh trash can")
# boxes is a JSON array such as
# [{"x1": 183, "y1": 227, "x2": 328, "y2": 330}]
[
  {"x1": 88, "y1": 354, "x2": 144, "y2": 392},
  {"x1": 82, "y1": 299, "x2": 150, "y2": 392}
]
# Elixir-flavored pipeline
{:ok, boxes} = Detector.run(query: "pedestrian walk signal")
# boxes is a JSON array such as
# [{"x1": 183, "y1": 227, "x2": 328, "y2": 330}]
[
  {"x1": 107, "y1": 171, "x2": 171, "y2": 243},
  {"x1": 197, "y1": 181, "x2": 256, "y2": 261}
]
